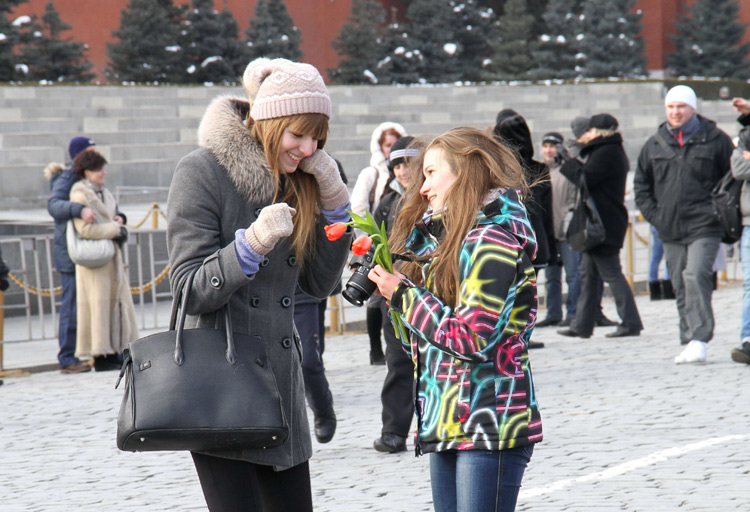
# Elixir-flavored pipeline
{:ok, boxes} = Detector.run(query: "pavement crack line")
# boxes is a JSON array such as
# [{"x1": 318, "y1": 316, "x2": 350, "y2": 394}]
[{"x1": 520, "y1": 434, "x2": 748, "y2": 498}]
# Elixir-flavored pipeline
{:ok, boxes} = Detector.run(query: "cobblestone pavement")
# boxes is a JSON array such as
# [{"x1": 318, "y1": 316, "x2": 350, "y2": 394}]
[{"x1": 1, "y1": 285, "x2": 749, "y2": 511}]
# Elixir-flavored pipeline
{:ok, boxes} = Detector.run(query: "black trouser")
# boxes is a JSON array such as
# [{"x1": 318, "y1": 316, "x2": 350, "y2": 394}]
[
  {"x1": 572, "y1": 250, "x2": 643, "y2": 335},
  {"x1": 294, "y1": 300, "x2": 334, "y2": 417},
  {"x1": 379, "y1": 301, "x2": 415, "y2": 437},
  {"x1": 191, "y1": 453, "x2": 312, "y2": 512}
]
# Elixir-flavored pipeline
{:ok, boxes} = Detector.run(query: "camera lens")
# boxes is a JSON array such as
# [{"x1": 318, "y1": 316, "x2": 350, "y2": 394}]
[{"x1": 342, "y1": 265, "x2": 377, "y2": 306}]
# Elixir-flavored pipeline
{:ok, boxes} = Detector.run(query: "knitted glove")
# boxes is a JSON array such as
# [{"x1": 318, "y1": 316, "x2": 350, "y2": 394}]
[
  {"x1": 245, "y1": 203, "x2": 296, "y2": 255},
  {"x1": 297, "y1": 150, "x2": 349, "y2": 210}
]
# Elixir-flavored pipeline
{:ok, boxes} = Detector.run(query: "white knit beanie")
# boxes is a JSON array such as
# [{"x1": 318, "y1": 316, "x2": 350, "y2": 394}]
[
  {"x1": 243, "y1": 57, "x2": 331, "y2": 120},
  {"x1": 664, "y1": 85, "x2": 697, "y2": 110}
]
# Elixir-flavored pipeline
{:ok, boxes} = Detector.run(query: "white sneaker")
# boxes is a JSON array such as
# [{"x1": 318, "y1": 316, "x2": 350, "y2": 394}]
[{"x1": 674, "y1": 340, "x2": 707, "y2": 364}]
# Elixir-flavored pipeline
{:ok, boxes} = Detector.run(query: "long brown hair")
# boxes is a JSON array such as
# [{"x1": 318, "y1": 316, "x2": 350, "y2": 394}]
[
  {"x1": 249, "y1": 113, "x2": 329, "y2": 267},
  {"x1": 391, "y1": 127, "x2": 527, "y2": 307}
]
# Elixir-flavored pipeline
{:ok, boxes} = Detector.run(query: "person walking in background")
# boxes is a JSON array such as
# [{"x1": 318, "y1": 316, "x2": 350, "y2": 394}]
[
  {"x1": 728, "y1": 103, "x2": 750, "y2": 364},
  {"x1": 648, "y1": 225, "x2": 675, "y2": 300},
  {"x1": 557, "y1": 114, "x2": 643, "y2": 339},
  {"x1": 293, "y1": 159, "x2": 349, "y2": 444},
  {"x1": 371, "y1": 135, "x2": 422, "y2": 454},
  {"x1": 45, "y1": 136, "x2": 97, "y2": 374},
  {"x1": 167, "y1": 57, "x2": 351, "y2": 511},
  {"x1": 350, "y1": 121, "x2": 408, "y2": 365},
  {"x1": 536, "y1": 131, "x2": 581, "y2": 328},
  {"x1": 69, "y1": 150, "x2": 137, "y2": 372},
  {"x1": 369, "y1": 127, "x2": 542, "y2": 512},
  {"x1": 635, "y1": 85, "x2": 733, "y2": 364},
  {"x1": 493, "y1": 109, "x2": 554, "y2": 350}
]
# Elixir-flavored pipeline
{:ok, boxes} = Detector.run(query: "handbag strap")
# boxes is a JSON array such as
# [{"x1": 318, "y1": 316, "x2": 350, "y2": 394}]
[{"x1": 172, "y1": 271, "x2": 238, "y2": 366}]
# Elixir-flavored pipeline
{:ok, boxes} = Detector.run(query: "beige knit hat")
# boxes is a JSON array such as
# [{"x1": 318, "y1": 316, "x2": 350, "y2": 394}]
[{"x1": 243, "y1": 57, "x2": 331, "y2": 120}]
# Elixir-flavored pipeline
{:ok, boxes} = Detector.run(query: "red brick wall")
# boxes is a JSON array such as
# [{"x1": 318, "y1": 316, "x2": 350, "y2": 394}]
[{"x1": 9, "y1": 0, "x2": 750, "y2": 82}]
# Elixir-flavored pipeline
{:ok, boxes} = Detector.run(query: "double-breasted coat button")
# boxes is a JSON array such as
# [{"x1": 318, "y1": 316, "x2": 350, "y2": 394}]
[
  {"x1": 287, "y1": 256, "x2": 297, "y2": 266},
  {"x1": 209, "y1": 276, "x2": 222, "y2": 288},
  {"x1": 281, "y1": 296, "x2": 292, "y2": 308},
  {"x1": 260, "y1": 257, "x2": 269, "y2": 267},
  {"x1": 281, "y1": 337, "x2": 292, "y2": 349},
  {"x1": 251, "y1": 297, "x2": 261, "y2": 307}
]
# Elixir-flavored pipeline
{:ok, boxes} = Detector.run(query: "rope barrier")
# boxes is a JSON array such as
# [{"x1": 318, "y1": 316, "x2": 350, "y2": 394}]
[
  {"x1": 8, "y1": 264, "x2": 170, "y2": 297},
  {"x1": 126, "y1": 203, "x2": 168, "y2": 229}
]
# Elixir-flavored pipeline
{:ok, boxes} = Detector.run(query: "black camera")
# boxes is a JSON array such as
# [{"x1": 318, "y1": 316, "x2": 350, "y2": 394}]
[{"x1": 341, "y1": 247, "x2": 378, "y2": 306}]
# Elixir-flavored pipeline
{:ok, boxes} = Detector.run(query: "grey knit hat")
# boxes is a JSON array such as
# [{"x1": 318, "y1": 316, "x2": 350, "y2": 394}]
[
  {"x1": 243, "y1": 57, "x2": 331, "y2": 121},
  {"x1": 570, "y1": 116, "x2": 590, "y2": 139}
]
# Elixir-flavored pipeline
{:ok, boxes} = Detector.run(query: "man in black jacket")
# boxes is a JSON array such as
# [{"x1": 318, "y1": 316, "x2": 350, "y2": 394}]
[{"x1": 634, "y1": 85, "x2": 734, "y2": 364}]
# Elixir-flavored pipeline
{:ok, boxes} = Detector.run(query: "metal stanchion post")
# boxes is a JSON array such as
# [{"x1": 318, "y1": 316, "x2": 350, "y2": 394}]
[{"x1": 152, "y1": 203, "x2": 159, "y2": 229}]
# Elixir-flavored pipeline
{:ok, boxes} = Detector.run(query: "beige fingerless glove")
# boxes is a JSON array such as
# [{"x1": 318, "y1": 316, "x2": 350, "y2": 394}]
[
  {"x1": 297, "y1": 150, "x2": 349, "y2": 210},
  {"x1": 245, "y1": 203, "x2": 296, "y2": 255}
]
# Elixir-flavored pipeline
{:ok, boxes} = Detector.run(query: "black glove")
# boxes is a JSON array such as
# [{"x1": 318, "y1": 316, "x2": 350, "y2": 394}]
[
  {"x1": 0, "y1": 278, "x2": 9, "y2": 292},
  {"x1": 112, "y1": 227, "x2": 128, "y2": 246},
  {"x1": 556, "y1": 143, "x2": 573, "y2": 163}
]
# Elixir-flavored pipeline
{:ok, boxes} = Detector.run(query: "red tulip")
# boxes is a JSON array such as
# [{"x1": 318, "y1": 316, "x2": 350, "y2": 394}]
[
  {"x1": 324, "y1": 222, "x2": 347, "y2": 241},
  {"x1": 351, "y1": 235, "x2": 373, "y2": 256}
]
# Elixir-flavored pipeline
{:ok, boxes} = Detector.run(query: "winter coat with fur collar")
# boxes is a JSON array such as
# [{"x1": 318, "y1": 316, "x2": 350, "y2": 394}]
[{"x1": 167, "y1": 96, "x2": 351, "y2": 470}]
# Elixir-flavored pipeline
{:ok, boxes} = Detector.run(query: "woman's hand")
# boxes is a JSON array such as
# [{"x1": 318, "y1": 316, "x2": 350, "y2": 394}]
[
  {"x1": 113, "y1": 214, "x2": 125, "y2": 226},
  {"x1": 367, "y1": 264, "x2": 403, "y2": 301},
  {"x1": 297, "y1": 150, "x2": 349, "y2": 210},
  {"x1": 245, "y1": 203, "x2": 296, "y2": 255}
]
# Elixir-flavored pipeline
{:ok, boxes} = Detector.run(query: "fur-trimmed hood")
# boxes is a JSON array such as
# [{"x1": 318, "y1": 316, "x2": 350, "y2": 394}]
[
  {"x1": 197, "y1": 96, "x2": 275, "y2": 205},
  {"x1": 369, "y1": 121, "x2": 408, "y2": 169},
  {"x1": 44, "y1": 162, "x2": 64, "y2": 181}
]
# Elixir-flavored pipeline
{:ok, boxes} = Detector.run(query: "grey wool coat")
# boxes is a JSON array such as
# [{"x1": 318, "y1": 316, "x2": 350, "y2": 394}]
[{"x1": 167, "y1": 96, "x2": 351, "y2": 470}]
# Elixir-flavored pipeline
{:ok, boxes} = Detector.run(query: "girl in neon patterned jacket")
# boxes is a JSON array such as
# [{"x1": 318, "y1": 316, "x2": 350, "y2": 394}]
[{"x1": 368, "y1": 127, "x2": 543, "y2": 512}]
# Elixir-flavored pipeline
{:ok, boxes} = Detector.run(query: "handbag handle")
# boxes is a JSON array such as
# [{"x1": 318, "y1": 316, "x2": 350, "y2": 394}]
[{"x1": 172, "y1": 271, "x2": 238, "y2": 367}]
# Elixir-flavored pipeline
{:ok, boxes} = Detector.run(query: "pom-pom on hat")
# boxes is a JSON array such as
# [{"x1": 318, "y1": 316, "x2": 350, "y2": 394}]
[
  {"x1": 68, "y1": 136, "x2": 95, "y2": 160},
  {"x1": 588, "y1": 113, "x2": 618, "y2": 131},
  {"x1": 388, "y1": 136, "x2": 420, "y2": 172},
  {"x1": 542, "y1": 132, "x2": 564, "y2": 145},
  {"x1": 664, "y1": 85, "x2": 697, "y2": 110},
  {"x1": 243, "y1": 57, "x2": 331, "y2": 121}
]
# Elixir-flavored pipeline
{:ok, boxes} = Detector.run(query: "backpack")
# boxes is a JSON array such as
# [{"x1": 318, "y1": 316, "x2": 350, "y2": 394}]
[{"x1": 711, "y1": 170, "x2": 742, "y2": 244}]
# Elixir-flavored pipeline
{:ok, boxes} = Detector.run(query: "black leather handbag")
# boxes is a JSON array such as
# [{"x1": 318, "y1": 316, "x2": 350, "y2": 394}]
[
  {"x1": 116, "y1": 273, "x2": 289, "y2": 452},
  {"x1": 566, "y1": 173, "x2": 606, "y2": 253}
]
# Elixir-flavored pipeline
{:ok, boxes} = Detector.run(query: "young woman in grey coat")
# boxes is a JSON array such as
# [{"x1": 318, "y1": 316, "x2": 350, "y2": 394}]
[{"x1": 167, "y1": 58, "x2": 352, "y2": 512}]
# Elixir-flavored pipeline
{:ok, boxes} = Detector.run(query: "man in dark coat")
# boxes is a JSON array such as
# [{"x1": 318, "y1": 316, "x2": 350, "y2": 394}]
[
  {"x1": 634, "y1": 86, "x2": 733, "y2": 364},
  {"x1": 47, "y1": 136, "x2": 97, "y2": 374},
  {"x1": 557, "y1": 114, "x2": 643, "y2": 339}
]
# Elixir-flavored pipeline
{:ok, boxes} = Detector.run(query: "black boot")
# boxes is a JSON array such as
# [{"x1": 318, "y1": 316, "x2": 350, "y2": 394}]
[
  {"x1": 649, "y1": 281, "x2": 662, "y2": 301},
  {"x1": 661, "y1": 279, "x2": 675, "y2": 299},
  {"x1": 93, "y1": 355, "x2": 121, "y2": 372},
  {"x1": 314, "y1": 409, "x2": 337, "y2": 444}
]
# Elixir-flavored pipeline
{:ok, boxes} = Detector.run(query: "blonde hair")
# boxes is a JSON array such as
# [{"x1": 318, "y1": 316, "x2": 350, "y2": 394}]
[
  {"x1": 392, "y1": 127, "x2": 527, "y2": 307},
  {"x1": 588, "y1": 127, "x2": 618, "y2": 138},
  {"x1": 248, "y1": 113, "x2": 329, "y2": 267}
]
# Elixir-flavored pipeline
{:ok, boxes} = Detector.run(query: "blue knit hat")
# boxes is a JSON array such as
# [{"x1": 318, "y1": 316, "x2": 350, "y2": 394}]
[{"x1": 68, "y1": 136, "x2": 95, "y2": 160}]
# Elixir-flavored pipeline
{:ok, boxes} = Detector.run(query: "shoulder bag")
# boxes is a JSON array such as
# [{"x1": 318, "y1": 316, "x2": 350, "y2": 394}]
[
  {"x1": 566, "y1": 172, "x2": 606, "y2": 253},
  {"x1": 66, "y1": 218, "x2": 115, "y2": 268},
  {"x1": 116, "y1": 272, "x2": 289, "y2": 452},
  {"x1": 711, "y1": 170, "x2": 742, "y2": 244}
]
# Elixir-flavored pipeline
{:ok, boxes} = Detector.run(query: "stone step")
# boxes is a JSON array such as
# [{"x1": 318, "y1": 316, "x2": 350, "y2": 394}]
[{"x1": 1, "y1": 129, "x2": 182, "y2": 150}]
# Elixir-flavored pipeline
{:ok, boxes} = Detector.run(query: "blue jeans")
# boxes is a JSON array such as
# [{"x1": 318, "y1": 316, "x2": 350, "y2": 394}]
[
  {"x1": 649, "y1": 226, "x2": 669, "y2": 282},
  {"x1": 430, "y1": 445, "x2": 534, "y2": 512},
  {"x1": 741, "y1": 227, "x2": 750, "y2": 340},
  {"x1": 57, "y1": 271, "x2": 79, "y2": 367},
  {"x1": 544, "y1": 241, "x2": 581, "y2": 321}
]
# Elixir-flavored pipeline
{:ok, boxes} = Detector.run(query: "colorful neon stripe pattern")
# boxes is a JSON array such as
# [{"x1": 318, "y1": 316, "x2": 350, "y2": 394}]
[{"x1": 390, "y1": 188, "x2": 543, "y2": 454}]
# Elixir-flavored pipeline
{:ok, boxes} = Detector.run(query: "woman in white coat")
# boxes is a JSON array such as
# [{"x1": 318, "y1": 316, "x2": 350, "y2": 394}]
[
  {"x1": 349, "y1": 121, "x2": 407, "y2": 364},
  {"x1": 70, "y1": 150, "x2": 138, "y2": 371}
]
